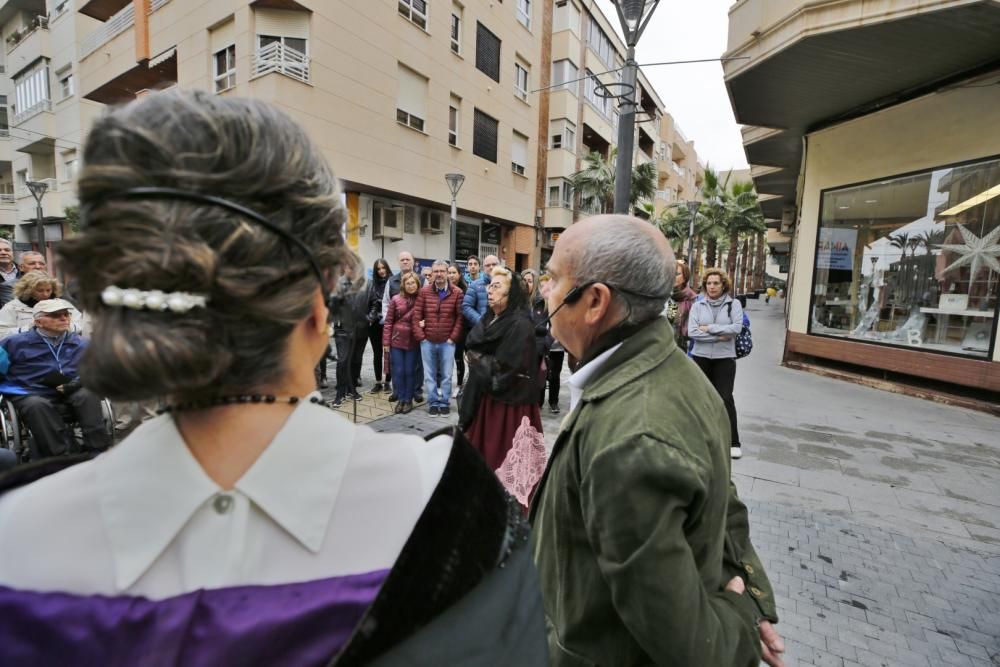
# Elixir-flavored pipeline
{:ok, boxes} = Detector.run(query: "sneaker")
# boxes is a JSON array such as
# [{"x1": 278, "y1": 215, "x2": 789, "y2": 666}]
[
  {"x1": 730, "y1": 445, "x2": 743, "y2": 460},
  {"x1": 332, "y1": 395, "x2": 345, "y2": 407},
  {"x1": 388, "y1": 393, "x2": 399, "y2": 402},
  {"x1": 439, "y1": 406, "x2": 450, "y2": 416},
  {"x1": 369, "y1": 382, "x2": 383, "y2": 395},
  {"x1": 549, "y1": 404, "x2": 560, "y2": 415},
  {"x1": 428, "y1": 406, "x2": 439, "y2": 416},
  {"x1": 349, "y1": 391, "x2": 362, "y2": 401}
]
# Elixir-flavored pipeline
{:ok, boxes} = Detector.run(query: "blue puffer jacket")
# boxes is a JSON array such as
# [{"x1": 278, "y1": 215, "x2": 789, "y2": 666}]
[
  {"x1": 462, "y1": 276, "x2": 489, "y2": 326},
  {"x1": 0, "y1": 330, "x2": 87, "y2": 397}
]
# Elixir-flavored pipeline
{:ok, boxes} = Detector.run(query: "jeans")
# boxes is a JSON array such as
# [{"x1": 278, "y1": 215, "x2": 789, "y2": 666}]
[
  {"x1": 420, "y1": 340, "x2": 455, "y2": 409},
  {"x1": 693, "y1": 356, "x2": 740, "y2": 446},
  {"x1": 334, "y1": 330, "x2": 356, "y2": 396},
  {"x1": 10, "y1": 389, "x2": 111, "y2": 460},
  {"x1": 390, "y1": 347, "x2": 420, "y2": 402}
]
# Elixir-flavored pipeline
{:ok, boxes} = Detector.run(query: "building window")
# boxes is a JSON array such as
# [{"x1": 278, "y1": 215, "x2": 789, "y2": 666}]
[
  {"x1": 58, "y1": 72, "x2": 74, "y2": 99},
  {"x1": 62, "y1": 151, "x2": 78, "y2": 183},
  {"x1": 551, "y1": 59, "x2": 577, "y2": 94},
  {"x1": 811, "y1": 155, "x2": 1000, "y2": 359},
  {"x1": 511, "y1": 131, "x2": 528, "y2": 176},
  {"x1": 448, "y1": 94, "x2": 460, "y2": 146},
  {"x1": 513, "y1": 60, "x2": 529, "y2": 102},
  {"x1": 553, "y1": 0, "x2": 580, "y2": 34},
  {"x1": 547, "y1": 178, "x2": 572, "y2": 208},
  {"x1": 584, "y1": 69, "x2": 610, "y2": 117},
  {"x1": 0, "y1": 95, "x2": 8, "y2": 137},
  {"x1": 472, "y1": 108, "x2": 498, "y2": 163},
  {"x1": 516, "y1": 0, "x2": 531, "y2": 29},
  {"x1": 398, "y1": 0, "x2": 428, "y2": 30},
  {"x1": 396, "y1": 63, "x2": 428, "y2": 133},
  {"x1": 587, "y1": 16, "x2": 615, "y2": 68},
  {"x1": 450, "y1": 3, "x2": 462, "y2": 54},
  {"x1": 475, "y1": 22, "x2": 501, "y2": 83},
  {"x1": 13, "y1": 59, "x2": 50, "y2": 123},
  {"x1": 213, "y1": 45, "x2": 236, "y2": 92},
  {"x1": 550, "y1": 118, "x2": 575, "y2": 152}
]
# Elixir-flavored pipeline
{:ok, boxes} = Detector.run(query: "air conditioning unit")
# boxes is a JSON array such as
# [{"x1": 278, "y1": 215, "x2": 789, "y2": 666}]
[
  {"x1": 420, "y1": 210, "x2": 445, "y2": 234},
  {"x1": 780, "y1": 206, "x2": 796, "y2": 235},
  {"x1": 373, "y1": 204, "x2": 404, "y2": 240}
]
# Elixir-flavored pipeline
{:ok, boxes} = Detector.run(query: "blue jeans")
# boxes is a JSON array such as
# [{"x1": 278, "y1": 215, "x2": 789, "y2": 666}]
[
  {"x1": 420, "y1": 340, "x2": 455, "y2": 409},
  {"x1": 390, "y1": 347, "x2": 420, "y2": 402}
]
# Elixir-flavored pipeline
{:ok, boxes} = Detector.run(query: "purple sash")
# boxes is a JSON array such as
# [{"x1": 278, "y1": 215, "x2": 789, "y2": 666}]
[{"x1": 0, "y1": 569, "x2": 388, "y2": 666}]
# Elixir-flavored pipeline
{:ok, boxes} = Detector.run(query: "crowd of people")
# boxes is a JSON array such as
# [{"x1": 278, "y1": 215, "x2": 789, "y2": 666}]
[{"x1": 0, "y1": 90, "x2": 785, "y2": 667}]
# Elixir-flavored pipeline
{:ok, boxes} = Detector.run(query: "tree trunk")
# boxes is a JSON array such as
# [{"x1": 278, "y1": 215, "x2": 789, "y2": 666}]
[
  {"x1": 754, "y1": 231, "x2": 767, "y2": 288},
  {"x1": 693, "y1": 235, "x2": 704, "y2": 285},
  {"x1": 744, "y1": 234, "x2": 756, "y2": 291},
  {"x1": 706, "y1": 237, "x2": 717, "y2": 268},
  {"x1": 739, "y1": 238, "x2": 751, "y2": 292},
  {"x1": 726, "y1": 232, "x2": 739, "y2": 280}
]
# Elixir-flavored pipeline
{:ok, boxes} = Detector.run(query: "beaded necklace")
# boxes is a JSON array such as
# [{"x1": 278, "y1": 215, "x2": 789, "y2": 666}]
[{"x1": 157, "y1": 394, "x2": 324, "y2": 415}]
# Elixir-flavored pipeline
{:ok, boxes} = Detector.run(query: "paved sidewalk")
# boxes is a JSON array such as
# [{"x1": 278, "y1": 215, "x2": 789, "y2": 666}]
[{"x1": 344, "y1": 302, "x2": 1000, "y2": 666}]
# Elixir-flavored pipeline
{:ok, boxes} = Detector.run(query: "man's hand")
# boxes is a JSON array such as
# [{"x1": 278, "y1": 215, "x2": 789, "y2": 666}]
[
  {"x1": 724, "y1": 576, "x2": 745, "y2": 595},
  {"x1": 759, "y1": 621, "x2": 787, "y2": 667}
]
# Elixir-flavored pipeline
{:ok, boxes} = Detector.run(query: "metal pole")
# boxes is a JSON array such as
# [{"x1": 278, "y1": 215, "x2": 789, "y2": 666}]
[
  {"x1": 685, "y1": 218, "x2": 696, "y2": 288},
  {"x1": 35, "y1": 202, "x2": 45, "y2": 257},
  {"x1": 449, "y1": 196, "x2": 457, "y2": 262},
  {"x1": 612, "y1": 45, "x2": 637, "y2": 215}
]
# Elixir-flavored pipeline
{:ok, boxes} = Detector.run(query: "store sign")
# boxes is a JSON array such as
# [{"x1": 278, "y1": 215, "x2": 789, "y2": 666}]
[{"x1": 816, "y1": 228, "x2": 857, "y2": 270}]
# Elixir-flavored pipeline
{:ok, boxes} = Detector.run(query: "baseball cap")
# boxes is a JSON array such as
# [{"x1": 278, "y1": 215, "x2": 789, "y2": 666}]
[{"x1": 32, "y1": 298, "x2": 75, "y2": 319}]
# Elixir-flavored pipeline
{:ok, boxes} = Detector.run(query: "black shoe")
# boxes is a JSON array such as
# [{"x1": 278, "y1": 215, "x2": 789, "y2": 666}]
[
  {"x1": 401, "y1": 401, "x2": 413, "y2": 414},
  {"x1": 549, "y1": 404, "x2": 560, "y2": 414},
  {"x1": 355, "y1": 379, "x2": 363, "y2": 388},
  {"x1": 414, "y1": 394, "x2": 425, "y2": 405},
  {"x1": 394, "y1": 403, "x2": 403, "y2": 414},
  {"x1": 369, "y1": 383, "x2": 383, "y2": 394},
  {"x1": 428, "y1": 406, "x2": 439, "y2": 416},
  {"x1": 349, "y1": 391, "x2": 362, "y2": 401},
  {"x1": 439, "y1": 406, "x2": 450, "y2": 416},
  {"x1": 332, "y1": 395, "x2": 345, "y2": 407},
  {"x1": 319, "y1": 378, "x2": 329, "y2": 389},
  {"x1": 388, "y1": 393, "x2": 399, "y2": 402}
]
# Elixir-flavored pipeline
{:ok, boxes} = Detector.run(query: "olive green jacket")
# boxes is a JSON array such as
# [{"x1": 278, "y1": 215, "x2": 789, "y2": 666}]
[{"x1": 529, "y1": 317, "x2": 776, "y2": 667}]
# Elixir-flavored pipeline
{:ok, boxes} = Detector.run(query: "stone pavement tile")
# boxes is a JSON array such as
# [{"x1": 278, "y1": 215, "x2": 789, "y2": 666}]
[
  {"x1": 731, "y1": 456, "x2": 801, "y2": 486},
  {"x1": 954, "y1": 638, "x2": 992, "y2": 660},
  {"x1": 936, "y1": 648, "x2": 976, "y2": 666},
  {"x1": 745, "y1": 478, "x2": 851, "y2": 514},
  {"x1": 893, "y1": 488, "x2": 1000, "y2": 532}
]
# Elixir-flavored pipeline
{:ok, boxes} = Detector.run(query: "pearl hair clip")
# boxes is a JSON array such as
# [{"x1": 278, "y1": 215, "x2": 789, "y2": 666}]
[{"x1": 101, "y1": 285, "x2": 209, "y2": 313}]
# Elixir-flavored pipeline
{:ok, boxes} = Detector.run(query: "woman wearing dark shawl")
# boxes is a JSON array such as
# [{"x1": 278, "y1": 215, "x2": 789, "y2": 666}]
[{"x1": 460, "y1": 267, "x2": 546, "y2": 506}]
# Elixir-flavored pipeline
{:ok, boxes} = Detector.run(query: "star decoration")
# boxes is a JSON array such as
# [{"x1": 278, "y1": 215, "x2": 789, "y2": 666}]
[{"x1": 936, "y1": 224, "x2": 1000, "y2": 281}]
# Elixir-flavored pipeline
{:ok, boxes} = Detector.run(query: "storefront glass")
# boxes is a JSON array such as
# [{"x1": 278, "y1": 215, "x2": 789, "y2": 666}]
[{"x1": 811, "y1": 156, "x2": 1000, "y2": 358}]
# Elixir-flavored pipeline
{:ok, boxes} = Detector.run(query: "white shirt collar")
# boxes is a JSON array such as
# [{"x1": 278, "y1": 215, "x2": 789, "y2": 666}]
[
  {"x1": 95, "y1": 399, "x2": 357, "y2": 590},
  {"x1": 568, "y1": 343, "x2": 623, "y2": 412}
]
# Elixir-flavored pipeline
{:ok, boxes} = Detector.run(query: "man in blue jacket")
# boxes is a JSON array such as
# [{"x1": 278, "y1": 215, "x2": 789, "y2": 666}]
[
  {"x1": 462, "y1": 254, "x2": 499, "y2": 327},
  {"x1": 0, "y1": 299, "x2": 110, "y2": 460}
]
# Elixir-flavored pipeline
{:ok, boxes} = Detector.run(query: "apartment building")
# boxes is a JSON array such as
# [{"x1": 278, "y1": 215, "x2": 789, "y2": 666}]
[
  {"x1": 62, "y1": 0, "x2": 545, "y2": 272},
  {"x1": 724, "y1": 0, "x2": 1000, "y2": 404},
  {"x1": 0, "y1": 0, "x2": 102, "y2": 264},
  {"x1": 536, "y1": 0, "x2": 704, "y2": 266}
]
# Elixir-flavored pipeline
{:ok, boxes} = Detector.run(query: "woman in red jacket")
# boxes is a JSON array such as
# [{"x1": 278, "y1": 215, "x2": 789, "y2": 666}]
[{"x1": 382, "y1": 273, "x2": 421, "y2": 414}]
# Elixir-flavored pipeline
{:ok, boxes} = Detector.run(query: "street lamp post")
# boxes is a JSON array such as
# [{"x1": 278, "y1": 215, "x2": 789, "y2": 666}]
[
  {"x1": 685, "y1": 200, "x2": 700, "y2": 288},
  {"x1": 445, "y1": 173, "x2": 465, "y2": 262},
  {"x1": 611, "y1": 0, "x2": 660, "y2": 215},
  {"x1": 26, "y1": 180, "x2": 48, "y2": 257}
]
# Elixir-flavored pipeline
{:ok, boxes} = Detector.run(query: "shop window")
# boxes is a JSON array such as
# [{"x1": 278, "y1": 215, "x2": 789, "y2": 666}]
[{"x1": 810, "y1": 156, "x2": 1000, "y2": 358}]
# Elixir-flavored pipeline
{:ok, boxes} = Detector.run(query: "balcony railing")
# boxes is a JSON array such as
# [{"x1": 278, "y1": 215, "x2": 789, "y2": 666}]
[
  {"x1": 150, "y1": 0, "x2": 172, "y2": 11},
  {"x1": 0, "y1": 194, "x2": 15, "y2": 205},
  {"x1": 6, "y1": 14, "x2": 49, "y2": 52},
  {"x1": 79, "y1": 2, "x2": 135, "y2": 59},
  {"x1": 252, "y1": 42, "x2": 310, "y2": 84},
  {"x1": 13, "y1": 99, "x2": 51, "y2": 125}
]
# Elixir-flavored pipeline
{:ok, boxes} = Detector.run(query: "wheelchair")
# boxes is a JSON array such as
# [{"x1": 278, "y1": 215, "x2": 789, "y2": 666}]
[{"x1": 0, "y1": 393, "x2": 116, "y2": 464}]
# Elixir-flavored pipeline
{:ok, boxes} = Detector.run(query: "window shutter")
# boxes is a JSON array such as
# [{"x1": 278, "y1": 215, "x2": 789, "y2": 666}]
[
  {"x1": 473, "y1": 109, "x2": 498, "y2": 163},
  {"x1": 511, "y1": 132, "x2": 527, "y2": 168},
  {"x1": 475, "y1": 22, "x2": 501, "y2": 82},
  {"x1": 210, "y1": 17, "x2": 235, "y2": 51},
  {"x1": 255, "y1": 8, "x2": 309, "y2": 39},
  {"x1": 397, "y1": 64, "x2": 427, "y2": 119}
]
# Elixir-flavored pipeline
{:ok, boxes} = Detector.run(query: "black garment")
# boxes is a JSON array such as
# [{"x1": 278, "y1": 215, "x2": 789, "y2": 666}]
[
  {"x1": 529, "y1": 296, "x2": 553, "y2": 361},
  {"x1": 542, "y1": 350, "x2": 564, "y2": 408},
  {"x1": 0, "y1": 428, "x2": 549, "y2": 667},
  {"x1": 460, "y1": 307, "x2": 537, "y2": 429},
  {"x1": 0, "y1": 267, "x2": 22, "y2": 310},
  {"x1": 454, "y1": 338, "x2": 466, "y2": 387},
  {"x1": 334, "y1": 330, "x2": 356, "y2": 396},
  {"x1": 9, "y1": 389, "x2": 110, "y2": 460},
  {"x1": 368, "y1": 323, "x2": 384, "y2": 383},
  {"x1": 367, "y1": 275, "x2": 389, "y2": 383},
  {"x1": 333, "y1": 279, "x2": 370, "y2": 397},
  {"x1": 693, "y1": 356, "x2": 740, "y2": 446}
]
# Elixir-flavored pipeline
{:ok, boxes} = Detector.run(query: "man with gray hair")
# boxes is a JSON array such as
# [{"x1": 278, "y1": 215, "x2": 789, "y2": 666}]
[
  {"x1": 17, "y1": 251, "x2": 46, "y2": 276},
  {"x1": 530, "y1": 216, "x2": 784, "y2": 667},
  {"x1": 413, "y1": 260, "x2": 464, "y2": 416},
  {"x1": 0, "y1": 239, "x2": 20, "y2": 308}
]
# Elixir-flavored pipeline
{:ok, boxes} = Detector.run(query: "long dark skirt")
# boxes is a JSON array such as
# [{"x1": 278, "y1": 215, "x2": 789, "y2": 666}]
[{"x1": 464, "y1": 396, "x2": 543, "y2": 472}]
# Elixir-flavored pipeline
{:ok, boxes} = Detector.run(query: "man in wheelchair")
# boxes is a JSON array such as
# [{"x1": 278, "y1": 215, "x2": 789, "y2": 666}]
[{"x1": 0, "y1": 298, "x2": 111, "y2": 460}]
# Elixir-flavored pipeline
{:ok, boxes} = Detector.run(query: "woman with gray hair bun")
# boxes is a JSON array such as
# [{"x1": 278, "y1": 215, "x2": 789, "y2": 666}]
[{"x1": 0, "y1": 90, "x2": 546, "y2": 665}]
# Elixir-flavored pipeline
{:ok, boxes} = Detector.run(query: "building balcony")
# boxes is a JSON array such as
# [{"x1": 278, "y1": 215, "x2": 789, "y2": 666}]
[
  {"x1": 5, "y1": 12, "x2": 48, "y2": 56},
  {"x1": 11, "y1": 99, "x2": 52, "y2": 131},
  {"x1": 79, "y1": 1, "x2": 134, "y2": 60},
  {"x1": 78, "y1": 0, "x2": 130, "y2": 22},
  {"x1": 546, "y1": 148, "x2": 576, "y2": 180},
  {"x1": 252, "y1": 42, "x2": 310, "y2": 85},
  {"x1": 543, "y1": 205, "x2": 573, "y2": 230}
]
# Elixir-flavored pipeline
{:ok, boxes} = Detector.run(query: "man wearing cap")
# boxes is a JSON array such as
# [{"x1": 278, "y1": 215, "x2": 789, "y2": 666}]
[{"x1": 0, "y1": 298, "x2": 110, "y2": 460}]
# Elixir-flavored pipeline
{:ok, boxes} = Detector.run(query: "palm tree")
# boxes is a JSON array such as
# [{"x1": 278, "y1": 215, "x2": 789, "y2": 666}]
[
  {"x1": 696, "y1": 167, "x2": 733, "y2": 268},
  {"x1": 724, "y1": 181, "x2": 767, "y2": 281},
  {"x1": 641, "y1": 201, "x2": 691, "y2": 254},
  {"x1": 570, "y1": 148, "x2": 659, "y2": 215},
  {"x1": 889, "y1": 231, "x2": 911, "y2": 260}
]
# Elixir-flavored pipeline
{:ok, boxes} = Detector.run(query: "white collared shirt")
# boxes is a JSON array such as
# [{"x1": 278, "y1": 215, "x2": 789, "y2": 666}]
[
  {"x1": 0, "y1": 400, "x2": 451, "y2": 599},
  {"x1": 568, "y1": 343, "x2": 623, "y2": 412}
]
